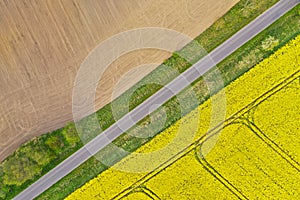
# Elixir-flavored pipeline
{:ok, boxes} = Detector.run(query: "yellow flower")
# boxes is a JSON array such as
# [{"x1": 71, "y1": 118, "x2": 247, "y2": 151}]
[{"x1": 66, "y1": 35, "x2": 300, "y2": 200}]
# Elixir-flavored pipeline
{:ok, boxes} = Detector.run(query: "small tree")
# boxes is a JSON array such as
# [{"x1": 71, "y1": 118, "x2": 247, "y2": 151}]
[{"x1": 2, "y1": 155, "x2": 41, "y2": 185}]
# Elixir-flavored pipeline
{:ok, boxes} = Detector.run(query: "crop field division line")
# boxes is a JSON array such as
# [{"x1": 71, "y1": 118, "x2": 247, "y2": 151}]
[
  {"x1": 242, "y1": 119, "x2": 300, "y2": 171},
  {"x1": 112, "y1": 186, "x2": 161, "y2": 200},
  {"x1": 195, "y1": 146, "x2": 249, "y2": 200}
]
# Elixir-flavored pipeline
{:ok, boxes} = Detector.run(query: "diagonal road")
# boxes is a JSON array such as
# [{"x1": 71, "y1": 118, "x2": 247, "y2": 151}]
[{"x1": 13, "y1": 0, "x2": 299, "y2": 199}]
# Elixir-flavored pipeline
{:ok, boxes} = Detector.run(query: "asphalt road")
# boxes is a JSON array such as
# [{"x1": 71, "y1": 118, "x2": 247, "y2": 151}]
[{"x1": 13, "y1": 0, "x2": 299, "y2": 199}]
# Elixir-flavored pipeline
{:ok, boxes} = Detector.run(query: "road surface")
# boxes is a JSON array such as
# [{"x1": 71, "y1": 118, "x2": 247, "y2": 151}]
[{"x1": 13, "y1": 0, "x2": 299, "y2": 199}]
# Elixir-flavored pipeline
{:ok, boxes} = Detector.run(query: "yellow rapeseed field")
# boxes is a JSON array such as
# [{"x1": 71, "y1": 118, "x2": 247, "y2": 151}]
[
  {"x1": 66, "y1": 35, "x2": 300, "y2": 199},
  {"x1": 202, "y1": 122, "x2": 299, "y2": 199},
  {"x1": 122, "y1": 192, "x2": 154, "y2": 199},
  {"x1": 253, "y1": 79, "x2": 300, "y2": 164}
]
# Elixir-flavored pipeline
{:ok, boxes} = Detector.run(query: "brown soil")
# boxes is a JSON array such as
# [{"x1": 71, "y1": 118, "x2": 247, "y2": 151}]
[{"x1": 0, "y1": 0, "x2": 238, "y2": 161}]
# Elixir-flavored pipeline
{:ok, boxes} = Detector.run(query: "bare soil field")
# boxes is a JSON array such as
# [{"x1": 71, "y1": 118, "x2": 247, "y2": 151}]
[{"x1": 0, "y1": 0, "x2": 238, "y2": 161}]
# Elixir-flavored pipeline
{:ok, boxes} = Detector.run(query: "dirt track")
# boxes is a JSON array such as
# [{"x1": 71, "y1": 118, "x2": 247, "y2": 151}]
[{"x1": 0, "y1": 0, "x2": 238, "y2": 161}]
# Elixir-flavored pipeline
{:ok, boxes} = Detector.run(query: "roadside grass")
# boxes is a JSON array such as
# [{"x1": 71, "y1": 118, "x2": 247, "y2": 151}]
[{"x1": 0, "y1": 0, "x2": 293, "y2": 199}]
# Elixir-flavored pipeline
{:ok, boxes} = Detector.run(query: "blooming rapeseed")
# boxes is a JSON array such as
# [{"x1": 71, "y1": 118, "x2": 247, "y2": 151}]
[{"x1": 66, "y1": 35, "x2": 300, "y2": 199}]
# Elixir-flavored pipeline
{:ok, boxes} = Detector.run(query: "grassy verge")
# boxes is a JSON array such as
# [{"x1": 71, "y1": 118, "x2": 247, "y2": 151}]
[{"x1": 0, "y1": 0, "x2": 288, "y2": 199}]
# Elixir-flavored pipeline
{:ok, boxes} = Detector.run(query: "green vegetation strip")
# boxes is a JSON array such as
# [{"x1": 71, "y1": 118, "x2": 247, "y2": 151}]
[{"x1": 1, "y1": 0, "x2": 295, "y2": 199}]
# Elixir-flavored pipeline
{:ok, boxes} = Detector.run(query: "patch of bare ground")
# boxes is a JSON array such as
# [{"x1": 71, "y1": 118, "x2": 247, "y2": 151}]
[{"x1": 0, "y1": 0, "x2": 238, "y2": 161}]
